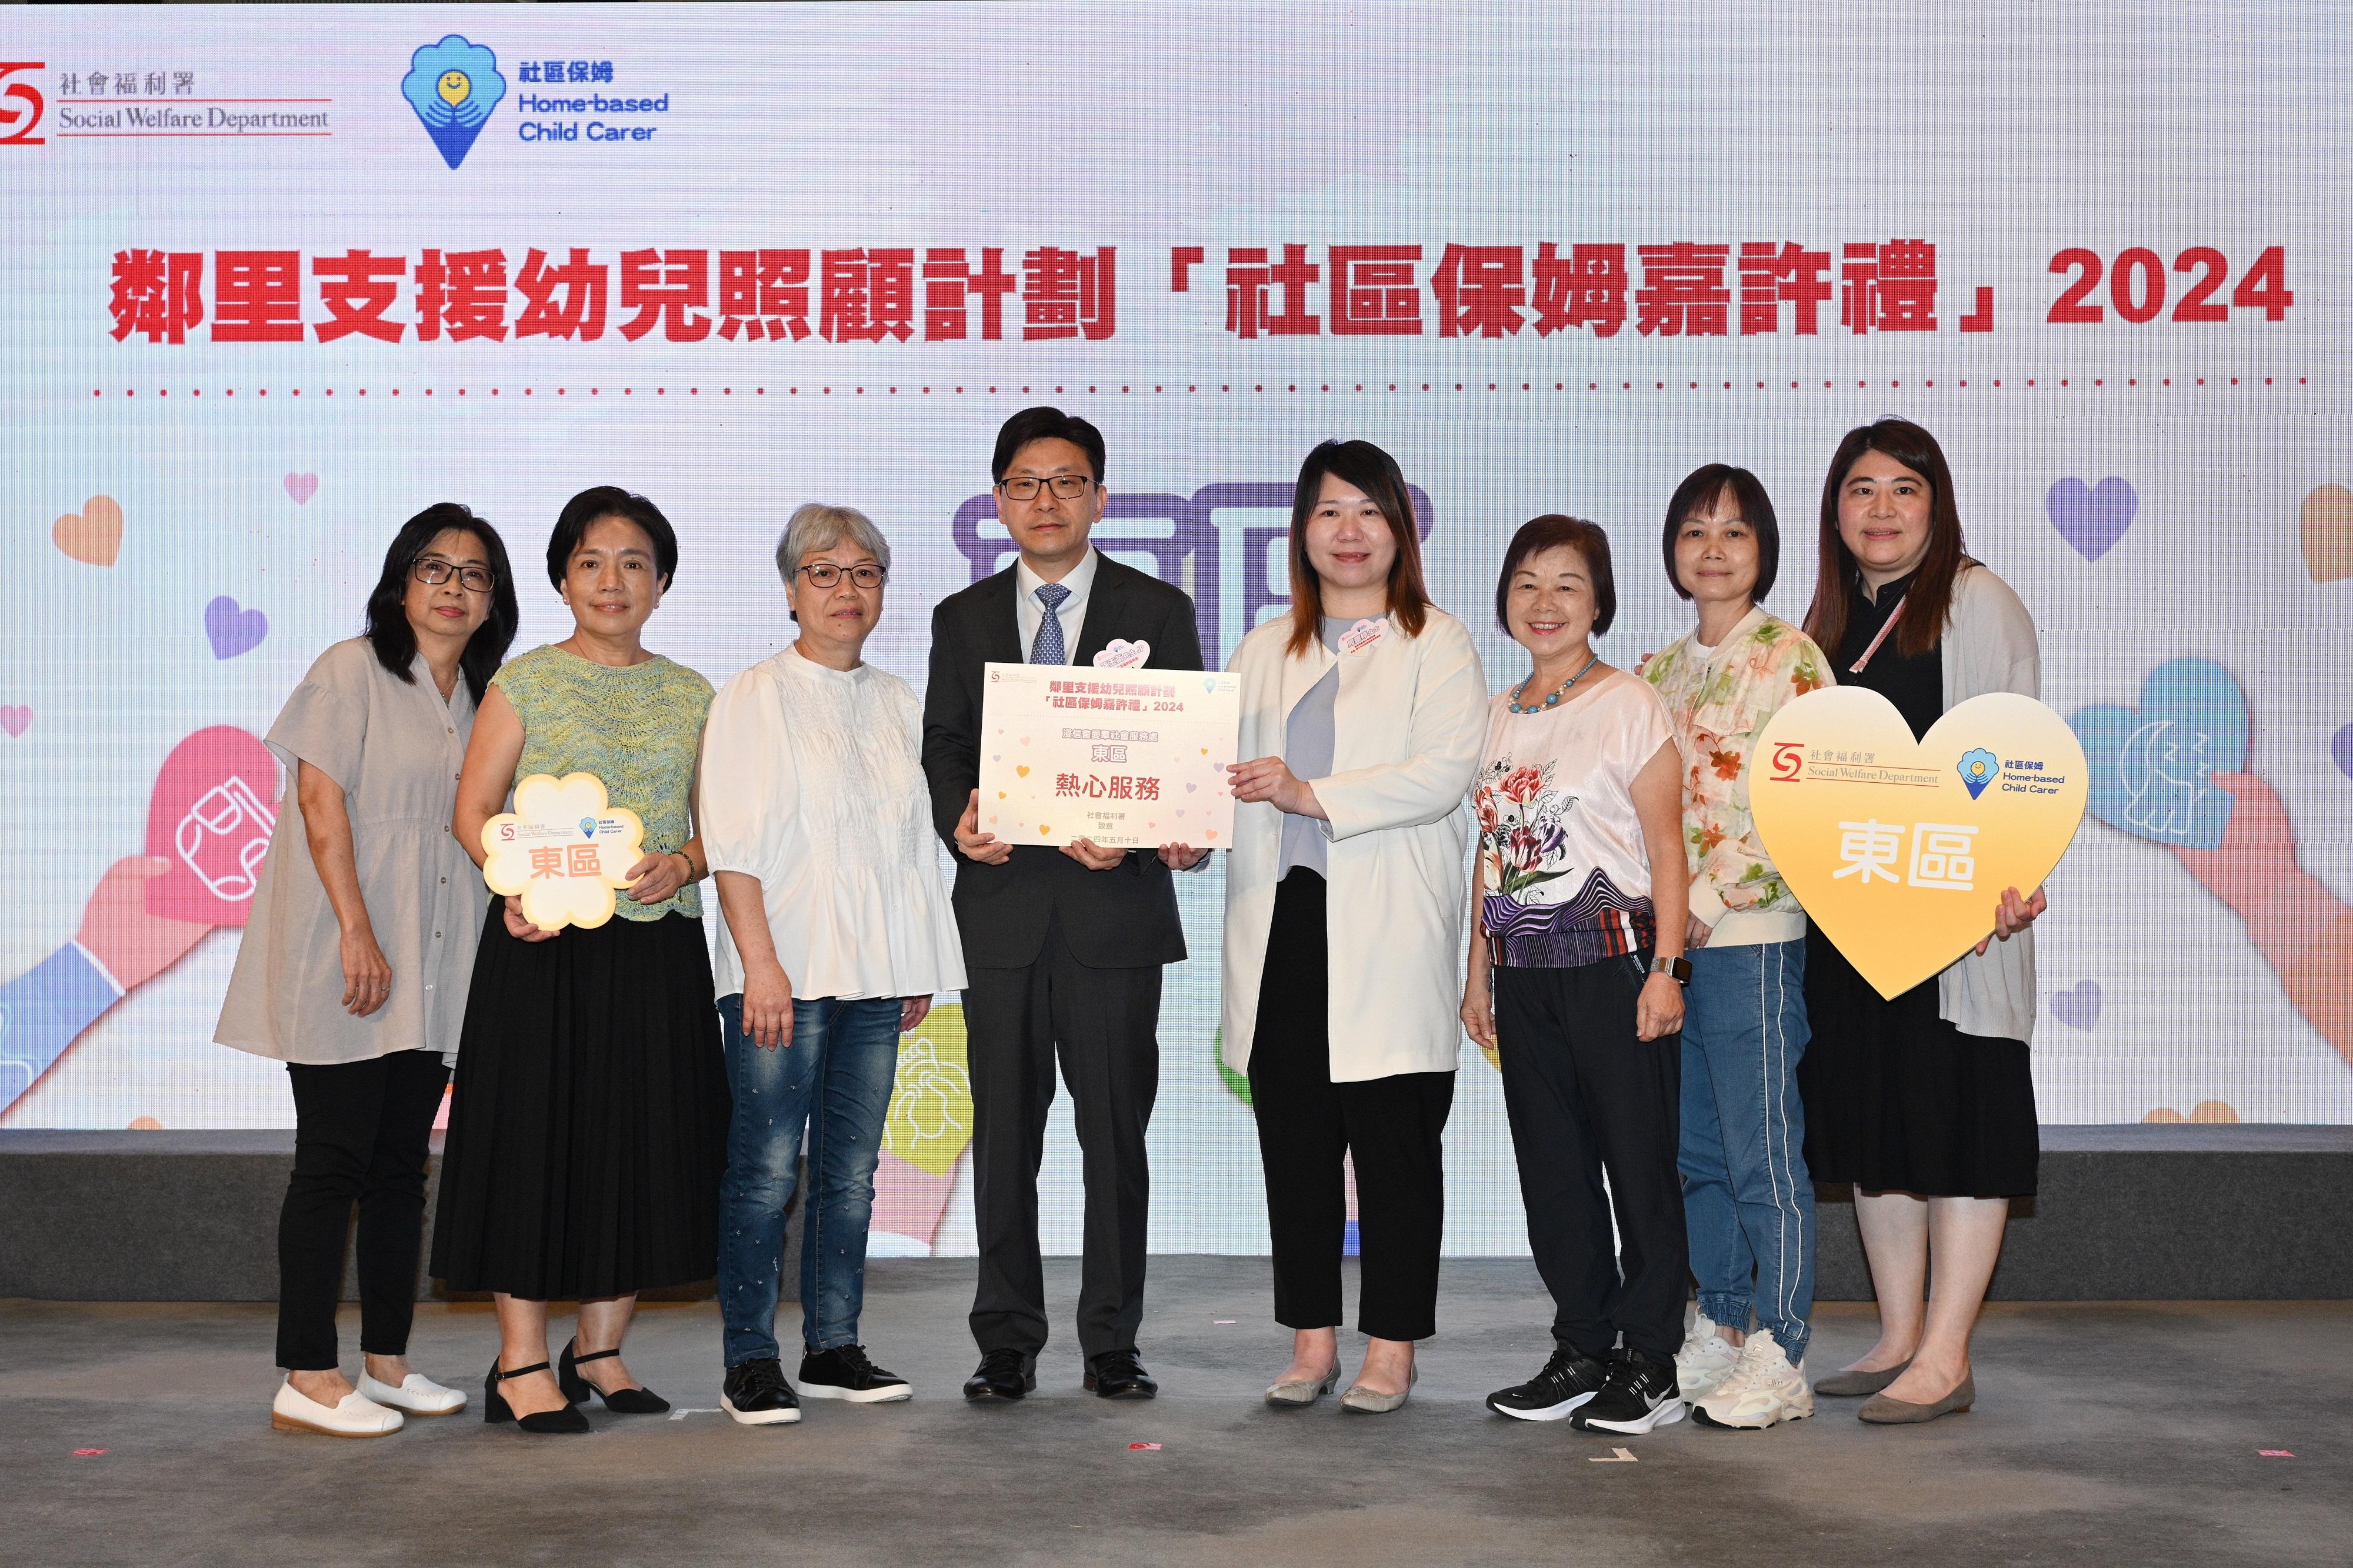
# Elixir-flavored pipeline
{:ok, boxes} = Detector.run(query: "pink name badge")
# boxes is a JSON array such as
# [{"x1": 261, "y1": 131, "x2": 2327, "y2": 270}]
[
  {"x1": 1093, "y1": 638, "x2": 1151, "y2": 669},
  {"x1": 1338, "y1": 618, "x2": 1388, "y2": 656}
]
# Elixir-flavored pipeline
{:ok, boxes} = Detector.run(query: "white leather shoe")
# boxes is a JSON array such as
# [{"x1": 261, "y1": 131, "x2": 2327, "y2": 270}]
[
  {"x1": 271, "y1": 1382, "x2": 405, "y2": 1437},
  {"x1": 358, "y1": 1371, "x2": 468, "y2": 1416}
]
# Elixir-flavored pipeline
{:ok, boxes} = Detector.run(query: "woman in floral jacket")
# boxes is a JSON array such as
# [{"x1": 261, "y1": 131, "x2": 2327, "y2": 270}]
[{"x1": 1639, "y1": 464, "x2": 1831, "y2": 1432}]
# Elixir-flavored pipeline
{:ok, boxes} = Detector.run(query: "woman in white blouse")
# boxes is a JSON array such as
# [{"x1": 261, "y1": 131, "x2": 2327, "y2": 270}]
[
  {"x1": 696, "y1": 503, "x2": 967, "y2": 1426},
  {"x1": 1221, "y1": 440, "x2": 1488, "y2": 1414}
]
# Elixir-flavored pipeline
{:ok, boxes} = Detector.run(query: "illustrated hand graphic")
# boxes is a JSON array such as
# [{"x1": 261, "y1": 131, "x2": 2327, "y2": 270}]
[{"x1": 77, "y1": 856, "x2": 211, "y2": 989}]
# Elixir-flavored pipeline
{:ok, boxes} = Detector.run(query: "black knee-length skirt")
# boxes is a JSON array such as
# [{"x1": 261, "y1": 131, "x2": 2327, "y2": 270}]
[
  {"x1": 431, "y1": 906, "x2": 728, "y2": 1298},
  {"x1": 1796, "y1": 922, "x2": 2039, "y2": 1199}
]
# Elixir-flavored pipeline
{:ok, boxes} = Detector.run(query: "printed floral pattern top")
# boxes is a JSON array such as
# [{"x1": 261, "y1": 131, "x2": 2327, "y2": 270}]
[
  {"x1": 1638, "y1": 606, "x2": 1831, "y2": 933},
  {"x1": 1474, "y1": 670, "x2": 1678, "y2": 967}
]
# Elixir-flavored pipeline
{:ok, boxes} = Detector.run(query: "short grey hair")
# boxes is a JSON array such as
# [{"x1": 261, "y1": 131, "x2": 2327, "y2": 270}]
[{"x1": 775, "y1": 502, "x2": 892, "y2": 586}]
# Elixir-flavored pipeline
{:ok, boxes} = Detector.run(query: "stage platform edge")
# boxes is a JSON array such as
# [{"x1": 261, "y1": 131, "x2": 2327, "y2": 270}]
[{"x1": 0, "y1": 1125, "x2": 2345, "y2": 1303}]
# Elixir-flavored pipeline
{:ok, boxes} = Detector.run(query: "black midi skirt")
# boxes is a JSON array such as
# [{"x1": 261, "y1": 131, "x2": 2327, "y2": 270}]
[
  {"x1": 1796, "y1": 921, "x2": 2039, "y2": 1199},
  {"x1": 431, "y1": 906, "x2": 728, "y2": 1298}
]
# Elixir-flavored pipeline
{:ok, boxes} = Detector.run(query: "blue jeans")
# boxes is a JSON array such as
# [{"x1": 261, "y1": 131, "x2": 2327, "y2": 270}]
[
  {"x1": 1679, "y1": 939, "x2": 1815, "y2": 1363},
  {"x1": 718, "y1": 992, "x2": 901, "y2": 1367}
]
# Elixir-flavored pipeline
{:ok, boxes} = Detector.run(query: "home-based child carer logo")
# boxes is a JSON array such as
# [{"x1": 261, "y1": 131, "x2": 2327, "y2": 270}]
[{"x1": 401, "y1": 35, "x2": 505, "y2": 169}]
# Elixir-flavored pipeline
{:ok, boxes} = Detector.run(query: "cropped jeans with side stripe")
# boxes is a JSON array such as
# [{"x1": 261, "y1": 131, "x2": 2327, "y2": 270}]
[{"x1": 1679, "y1": 938, "x2": 1815, "y2": 1363}]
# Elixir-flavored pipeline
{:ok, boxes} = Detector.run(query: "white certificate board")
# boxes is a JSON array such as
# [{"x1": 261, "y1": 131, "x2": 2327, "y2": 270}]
[{"x1": 975, "y1": 662, "x2": 1241, "y2": 850}]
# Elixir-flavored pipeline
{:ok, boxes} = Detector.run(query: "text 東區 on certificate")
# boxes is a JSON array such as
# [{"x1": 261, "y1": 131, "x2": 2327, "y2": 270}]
[{"x1": 976, "y1": 662, "x2": 1239, "y2": 851}]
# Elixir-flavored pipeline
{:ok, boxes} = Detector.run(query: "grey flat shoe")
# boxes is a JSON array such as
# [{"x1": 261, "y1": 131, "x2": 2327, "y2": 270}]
[
  {"x1": 1340, "y1": 1363, "x2": 1418, "y2": 1413},
  {"x1": 1264, "y1": 1369, "x2": 1341, "y2": 1407},
  {"x1": 1813, "y1": 1360, "x2": 1911, "y2": 1397},
  {"x1": 1858, "y1": 1372, "x2": 1974, "y2": 1424}
]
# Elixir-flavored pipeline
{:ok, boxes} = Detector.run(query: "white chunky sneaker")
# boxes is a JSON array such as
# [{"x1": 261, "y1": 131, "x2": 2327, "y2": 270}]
[
  {"x1": 1694, "y1": 1327, "x2": 1814, "y2": 1430},
  {"x1": 1674, "y1": 1312, "x2": 1743, "y2": 1400}
]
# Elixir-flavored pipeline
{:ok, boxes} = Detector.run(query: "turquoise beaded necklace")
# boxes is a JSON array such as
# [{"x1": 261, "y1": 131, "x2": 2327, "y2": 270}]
[{"x1": 1507, "y1": 652, "x2": 1601, "y2": 714}]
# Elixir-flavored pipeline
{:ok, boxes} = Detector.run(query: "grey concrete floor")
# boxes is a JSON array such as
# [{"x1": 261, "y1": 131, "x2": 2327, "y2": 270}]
[{"x1": 4, "y1": 1259, "x2": 2346, "y2": 1567}]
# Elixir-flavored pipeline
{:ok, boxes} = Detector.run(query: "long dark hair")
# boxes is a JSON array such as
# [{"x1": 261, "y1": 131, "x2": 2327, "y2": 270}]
[
  {"x1": 1286, "y1": 439, "x2": 1433, "y2": 658},
  {"x1": 1802, "y1": 419, "x2": 1972, "y2": 660},
  {"x1": 362, "y1": 503, "x2": 520, "y2": 703}
]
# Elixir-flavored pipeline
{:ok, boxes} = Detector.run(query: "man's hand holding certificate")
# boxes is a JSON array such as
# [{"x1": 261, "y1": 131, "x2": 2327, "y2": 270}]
[{"x1": 976, "y1": 663, "x2": 1240, "y2": 852}]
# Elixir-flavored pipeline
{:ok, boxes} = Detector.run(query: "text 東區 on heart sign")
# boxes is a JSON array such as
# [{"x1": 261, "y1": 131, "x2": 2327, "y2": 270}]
[{"x1": 1748, "y1": 688, "x2": 2087, "y2": 1000}]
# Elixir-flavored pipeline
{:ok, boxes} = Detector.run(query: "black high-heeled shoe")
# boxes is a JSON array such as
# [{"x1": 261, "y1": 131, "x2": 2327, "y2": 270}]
[
  {"x1": 558, "y1": 1337, "x2": 671, "y2": 1414},
  {"x1": 485, "y1": 1357, "x2": 591, "y2": 1434}
]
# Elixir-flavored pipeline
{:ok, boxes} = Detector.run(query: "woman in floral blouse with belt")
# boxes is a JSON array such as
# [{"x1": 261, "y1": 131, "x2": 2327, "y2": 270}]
[{"x1": 1639, "y1": 464, "x2": 1831, "y2": 1432}]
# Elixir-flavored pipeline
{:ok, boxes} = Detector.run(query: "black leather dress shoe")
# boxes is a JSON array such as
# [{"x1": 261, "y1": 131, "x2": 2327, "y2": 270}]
[
  {"x1": 963, "y1": 1349, "x2": 1036, "y2": 1402},
  {"x1": 1084, "y1": 1351, "x2": 1158, "y2": 1400}
]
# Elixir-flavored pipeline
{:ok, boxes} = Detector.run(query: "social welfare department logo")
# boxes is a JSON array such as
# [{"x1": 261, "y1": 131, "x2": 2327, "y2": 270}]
[
  {"x1": 1957, "y1": 747, "x2": 1999, "y2": 799},
  {"x1": 0, "y1": 61, "x2": 46, "y2": 145},
  {"x1": 401, "y1": 35, "x2": 505, "y2": 169}
]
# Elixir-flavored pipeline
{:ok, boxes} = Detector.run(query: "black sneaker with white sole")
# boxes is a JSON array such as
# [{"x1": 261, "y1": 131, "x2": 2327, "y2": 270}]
[
  {"x1": 1487, "y1": 1346, "x2": 1611, "y2": 1422},
  {"x1": 798, "y1": 1345, "x2": 912, "y2": 1403},
  {"x1": 722, "y1": 1357, "x2": 802, "y2": 1426},
  {"x1": 1571, "y1": 1347, "x2": 1686, "y2": 1434}
]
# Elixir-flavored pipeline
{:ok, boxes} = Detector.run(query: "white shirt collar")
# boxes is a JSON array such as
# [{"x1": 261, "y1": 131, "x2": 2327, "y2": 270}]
[{"x1": 1015, "y1": 543, "x2": 1099, "y2": 606}]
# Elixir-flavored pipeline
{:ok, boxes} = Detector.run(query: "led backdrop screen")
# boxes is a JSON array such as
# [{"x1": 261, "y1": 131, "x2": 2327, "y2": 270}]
[{"x1": 3, "y1": 3, "x2": 2348, "y2": 1256}]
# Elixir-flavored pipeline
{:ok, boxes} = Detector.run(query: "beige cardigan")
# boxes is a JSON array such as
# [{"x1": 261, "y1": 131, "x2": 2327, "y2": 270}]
[{"x1": 1934, "y1": 565, "x2": 2042, "y2": 1042}]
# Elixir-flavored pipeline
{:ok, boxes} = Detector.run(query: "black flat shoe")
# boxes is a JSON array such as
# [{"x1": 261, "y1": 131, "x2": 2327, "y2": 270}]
[
  {"x1": 1085, "y1": 1350, "x2": 1158, "y2": 1400},
  {"x1": 963, "y1": 1349, "x2": 1036, "y2": 1402},
  {"x1": 485, "y1": 1358, "x2": 591, "y2": 1434},
  {"x1": 558, "y1": 1338, "x2": 672, "y2": 1415}
]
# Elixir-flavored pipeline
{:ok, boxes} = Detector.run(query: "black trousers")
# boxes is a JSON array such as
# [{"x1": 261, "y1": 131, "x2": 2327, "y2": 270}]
[
  {"x1": 277, "y1": 1048, "x2": 450, "y2": 1371},
  {"x1": 1493, "y1": 956, "x2": 1687, "y2": 1363},
  {"x1": 964, "y1": 914, "x2": 1162, "y2": 1366},
  {"x1": 1249, "y1": 871, "x2": 1454, "y2": 1343}
]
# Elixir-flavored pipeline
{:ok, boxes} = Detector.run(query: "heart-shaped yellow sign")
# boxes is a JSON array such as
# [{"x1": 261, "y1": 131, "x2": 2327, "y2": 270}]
[{"x1": 1749, "y1": 688, "x2": 2087, "y2": 999}]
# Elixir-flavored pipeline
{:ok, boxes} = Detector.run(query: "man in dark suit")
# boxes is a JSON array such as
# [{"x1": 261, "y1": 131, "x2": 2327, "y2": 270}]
[{"x1": 923, "y1": 407, "x2": 1209, "y2": 1402}]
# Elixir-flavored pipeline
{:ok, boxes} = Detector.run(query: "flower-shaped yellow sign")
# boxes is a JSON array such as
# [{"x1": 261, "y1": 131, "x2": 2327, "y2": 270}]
[{"x1": 479, "y1": 772, "x2": 645, "y2": 932}]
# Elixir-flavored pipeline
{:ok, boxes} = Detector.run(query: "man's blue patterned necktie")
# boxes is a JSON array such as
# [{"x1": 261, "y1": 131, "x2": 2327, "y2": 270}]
[{"x1": 1029, "y1": 581, "x2": 1071, "y2": 665}]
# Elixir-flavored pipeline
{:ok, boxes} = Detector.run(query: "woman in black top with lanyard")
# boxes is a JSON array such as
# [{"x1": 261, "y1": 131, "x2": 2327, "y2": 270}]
[{"x1": 1796, "y1": 419, "x2": 2047, "y2": 1426}]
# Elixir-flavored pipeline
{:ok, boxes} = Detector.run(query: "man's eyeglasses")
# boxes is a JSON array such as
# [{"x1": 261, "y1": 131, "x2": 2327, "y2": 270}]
[
  {"x1": 995, "y1": 475, "x2": 1096, "y2": 502},
  {"x1": 799, "y1": 563, "x2": 887, "y2": 589},
  {"x1": 414, "y1": 556, "x2": 495, "y2": 593}
]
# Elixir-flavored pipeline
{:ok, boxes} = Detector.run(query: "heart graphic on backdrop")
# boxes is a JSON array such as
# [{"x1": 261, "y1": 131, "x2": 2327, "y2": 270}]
[
  {"x1": 2067, "y1": 657, "x2": 2247, "y2": 850},
  {"x1": 144, "y1": 725, "x2": 281, "y2": 926},
  {"x1": 2045, "y1": 476, "x2": 2136, "y2": 562},
  {"x1": 2144, "y1": 1101, "x2": 2239, "y2": 1124},
  {"x1": 205, "y1": 596, "x2": 268, "y2": 659},
  {"x1": 284, "y1": 472, "x2": 319, "y2": 505},
  {"x1": 2302, "y1": 483, "x2": 2353, "y2": 583},
  {"x1": 1751, "y1": 687, "x2": 2087, "y2": 1000},
  {"x1": 2051, "y1": 979, "x2": 2103, "y2": 1030},
  {"x1": 2332, "y1": 724, "x2": 2353, "y2": 781},
  {"x1": 52, "y1": 495, "x2": 124, "y2": 566},
  {"x1": 1, "y1": 706, "x2": 30, "y2": 738}
]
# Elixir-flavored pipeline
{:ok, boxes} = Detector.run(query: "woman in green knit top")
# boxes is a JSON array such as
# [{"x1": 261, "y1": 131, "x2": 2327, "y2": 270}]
[{"x1": 434, "y1": 486, "x2": 727, "y2": 1436}]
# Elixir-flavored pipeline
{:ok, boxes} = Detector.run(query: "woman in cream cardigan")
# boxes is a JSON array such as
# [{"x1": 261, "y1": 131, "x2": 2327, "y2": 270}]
[{"x1": 1221, "y1": 439, "x2": 1488, "y2": 1414}]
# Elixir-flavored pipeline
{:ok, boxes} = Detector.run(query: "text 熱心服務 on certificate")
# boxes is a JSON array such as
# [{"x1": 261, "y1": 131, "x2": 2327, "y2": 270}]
[{"x1": 976, "y1": 663, "x2": 1239, "y2": 850}]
